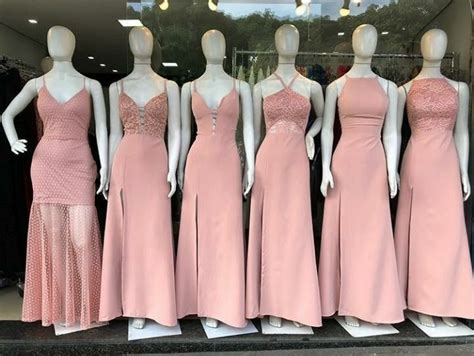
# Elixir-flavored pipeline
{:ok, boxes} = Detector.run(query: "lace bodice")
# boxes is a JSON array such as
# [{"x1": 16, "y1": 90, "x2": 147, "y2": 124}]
[
  {"x1": 406, "y1": 78, "x2": 458, "y2": 132},
  {"x1": 118, "y1": 80, "x2": 168, "y2": 138},
  {"x1": 263, "y1": 73, "x2": 310, "y2": 134}
]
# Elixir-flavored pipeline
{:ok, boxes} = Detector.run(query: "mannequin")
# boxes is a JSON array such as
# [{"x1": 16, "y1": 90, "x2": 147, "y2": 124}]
[
  {"x1": 396, "y1": 28, "x2": 471, "y2": 328},
  {"x1": 250, "y1": 24, "x2": 324, "y2": 329},
  {"x1": 177, "y1": 29, "x2": 254, "y2": 329},
  {"x1": 320, "y1": 24, "x2": 400, "y2": 327},
  {"x1": 40, "y1": 56, "x2": 53, "y2": 73},
  {"x1": 100, "y1": 26, "x2": 180, "y2": 330}
]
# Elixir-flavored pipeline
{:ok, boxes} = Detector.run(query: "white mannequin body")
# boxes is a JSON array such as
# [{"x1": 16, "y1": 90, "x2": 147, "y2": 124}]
[
  {"x1": 1, "y1": 25, "x2": 108, "y2": 196},
  {"x1": 106, "y1": 26, "x2": 181, "y2": 330},
  {"x1": 320, "y1": 24, "x2": 399, "y2": 327},
  {"x1": 253, "y1": 24, "x2": 324, "y2": 328},
  {"x1": 396, "y1": 29, "x2": 470, "y2": 328},
  {"x1": 177, "y1": 29, "x2": 255, "y2": 328}
]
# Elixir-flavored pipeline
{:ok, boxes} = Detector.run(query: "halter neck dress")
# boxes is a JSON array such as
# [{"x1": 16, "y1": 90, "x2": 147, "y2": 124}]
[
  {"x1": 246, "y1": 73, "x2": 322, "y2": 327},
  {"x1": 176, "y1": 78, "x2": 246, "y2": 327},
  {"x1": 395, "y1": 77, "x2": 474, "y2": 319},
  {"x1": 319, "y1": 75, "x2": 405, "y2": 324},
  {"x1": 99, "y1": 80, "x2": 177, "y2": 326},
  {"x1": 22, "y1": 76, "x2": 102, "y2": 329}
]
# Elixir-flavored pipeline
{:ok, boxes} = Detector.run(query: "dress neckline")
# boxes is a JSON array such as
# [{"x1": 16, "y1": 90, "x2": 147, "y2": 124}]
[
  {"x1": 41, "y1": 85, "x2": 88, "y2": 106},
  {"x1": 192, "y1": 85, "x2": 237, "y2": 113},
  {"x1": 120, "y1": 91, "x2": 167, "y2": 109}
]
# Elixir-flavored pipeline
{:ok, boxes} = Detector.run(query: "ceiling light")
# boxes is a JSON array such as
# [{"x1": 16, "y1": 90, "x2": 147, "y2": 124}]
[
  {"x1": 162, "y1": 62, "x2": 178, "y2": 67},
  {"x1": 112, "y1": 69, "x2": 118, "y2": 73},
  {"x1": 340, "y1": 0, "x2": 350, "y2": 16},
  {"x1": 100, "y1": 63, "x2": 106, "y2": 67},
  {"x1": 28, "y1": 19, "x2": 38, "y2": 24},
  {"x1": 295, "y1": 0, "x2": 307, "y2": 16},
  {"x1": 87, "y1": 56, "x2": 94, "y2": 60},
  {"x1": 118, "y1": 19, "x2": 144, "y2": 27},
  {"x1": 208, "y1": 0, "x2": 218, "y2": 11},
  {"x1": 338, "y1": 32, "x2": 344, "y2": 36},
  {"x1": 158, "y1": 0, "x2": 169, "y2": 10},
  {"x1": 381, "y1": 31, "x2": 389, "y2": 35}
]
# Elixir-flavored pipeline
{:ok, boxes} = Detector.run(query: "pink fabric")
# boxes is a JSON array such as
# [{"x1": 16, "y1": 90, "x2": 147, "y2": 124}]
[
  {"x1": 23, "y1": 79, "x2": 102, "y2": 329},
  {"x1": 395, "y1": 78, "x2": 474, "y2": 318},
  {"x1": 319, "y1": 76, "x2": 405, "y2": 324},
  {"x1": 175, "y1": 79, "x2": 246, "y2": 328},
  {"x1": 246, "y1": 73, "x2": 322, "y2": 327},
  {"x1": 100, "y1": 81, "x2": 177, "y2": 326}
]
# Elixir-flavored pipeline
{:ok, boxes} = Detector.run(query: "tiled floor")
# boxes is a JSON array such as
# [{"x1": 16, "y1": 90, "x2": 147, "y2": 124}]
[{"x1": 0, "y1": 286, "x2": 22, "y2": 321}]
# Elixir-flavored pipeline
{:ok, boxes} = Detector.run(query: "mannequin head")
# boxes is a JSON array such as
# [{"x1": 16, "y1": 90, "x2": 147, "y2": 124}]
[
  {"x1": 275, "y1": 24, "x2": 299, "y2": 57},
  {"x1": 129, "y1": 26, "x2": 154, "y2": 60},
  {"x1": 47, "y1": 26, "x2": 75, "y2": 61},
  {"x1": 40, "y1": 56, "x2": 53, "y2": 73},
  {"x1": 352, "y1": 24, "x2": 377, "y2": 58},
  {"x1": 201, "y1": 30, "x2": 226, "y2": 64},
  {"x1": 420, "y1": 29, "x2": 447, "y2": 61}
]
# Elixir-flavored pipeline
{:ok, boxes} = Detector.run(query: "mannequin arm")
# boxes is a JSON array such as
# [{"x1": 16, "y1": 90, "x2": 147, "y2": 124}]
[
  {"x1": 305, "y1": 81, "x2": 324, "y2": 159},
  {"x1": 320, "y1": 81, "x2": 337, "y2": 197},
  {"x1": 239, "y1": 80, "x2": 255, "y2": 196},
  {"x1": 178, "y1": 82, "x2": 192, "y2": 190},
  {"x1": 454, "y1": 81, "x2": 470, "y2": 200},
  {"x1": 252, "y1": 82, "x2": 263, "y2": 152},
  {"x1": 382, "y1": 80, "x2": 399, "y2": 198},
  {"x1": 396, "y1": 85, "x2": 408, "y2": 186},
  {"x1": 1, "y1": 78, "x2": 38, "y2": 154},
  {"x1": 166, "y1": 80, "x2": 181, "y2": 198},
  {"x1": 89, "y1": 79, "x2": 109, "y2": 196},
  {"x1": 106, "y1": 82, "x2": 123, "y2": 199}
]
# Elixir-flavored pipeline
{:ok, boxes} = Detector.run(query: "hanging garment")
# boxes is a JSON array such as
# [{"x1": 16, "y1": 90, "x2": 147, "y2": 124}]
[
  {"x1": 22, "y1": 77, "x2": 102, "y2": 329},
  {"x1": 246, "y1": 73, "x2": 322, "y2": 327},
  {"x1": 176, "y1": 79, "x2": 246, "y2": 328},
  {"x1": 319, "y1": 75, "x2": 405, "y2": 324},
  {"x1": 99, "y1": 80, "x2": 177, "y2": 326},
  {"x1": 395, "y1": 78, "x2": 474, "y2": 319}
]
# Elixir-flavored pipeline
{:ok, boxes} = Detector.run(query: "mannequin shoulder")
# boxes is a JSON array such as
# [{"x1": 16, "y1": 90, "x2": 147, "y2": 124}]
[
  {"x1": 447, "y1": 78, "x2": 469, "y2": 93},
  {"x1": 108, "y1": 80, "x2": 121, "y2": 94},
  {"x1": 165, "y1": 79, "x2": 179, "y2": 93},
  {"x1": 236, "y1": 80, "x2": 250, "y2": 93},
  {"x1": 306, "y1": 78, "x2": 323, "y2": 94},
  {"x1": 398, "y1": 80, "x2": 413, "y2": 97},
  {"x1": 181, "y1": 81, "x2": 192, "y2": 95},
  {"x1": 325, "y1": 79, "x2": 340, "y2": 95},
  {"x1": 253, "y1": 81, "x2": 263, "y2": 96},
  {"x1": 24, "y1": 77, "x2": 41, "y2": 93},
  {"x1": 85, "y1": 78, "x2": 102, "y2": 93}
]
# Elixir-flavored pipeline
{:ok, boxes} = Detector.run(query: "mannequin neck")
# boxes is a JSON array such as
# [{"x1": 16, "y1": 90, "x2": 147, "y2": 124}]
[
  {"x1": 419, "y1": 59, "x2": 443, "y2": 78},
  {"x1": 50, "y1": 60, "x2": 75, "y2": 74},
  {"x1": 202, "y1": 63, "x2": 227, "y2": 79},
  {"x1": 348, "y1": 55, "x2": 374, "y2": 77},
  {"x1": 131, "y1": 58, "x2": 155, "y2": 76},
  {"x1": 276, "y1": 55, "x2": 297, "y2": 77}
]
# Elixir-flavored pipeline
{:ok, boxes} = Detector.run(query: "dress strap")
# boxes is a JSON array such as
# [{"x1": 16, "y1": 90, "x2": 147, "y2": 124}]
[
  {"x1": 273, "y1": 72, "x2": 287, "y2": 88},
  {"x1": 164, "y1": 79, "x2": 168, "y2": 94},
  {"x1": 192, "y1": 80, "x2": 197, "y2": 93},
  {"x1": 402, "y1": 84, "x2": 407, "y2": 96},
  {"x1": 287, "y1": 72, "x2": 299, "y2": 89},
  {"x1": 232, "y1": 78, "x2": 236, "y2": 89}
]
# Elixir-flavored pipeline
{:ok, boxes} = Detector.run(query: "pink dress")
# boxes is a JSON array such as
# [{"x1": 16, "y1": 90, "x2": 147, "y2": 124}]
[
  {"x1": 395, "y1": 78, "x2": 474, "y2": 319},
  {"x1": 246, "y1": 73, "x2": 322, "y2": 327},
  {"x1": 176, "y1": 79, "x2": 246, "y2": 327},
  {"x1": 23, "y1": 77, "x2": 102, "y2": 329},
  {"x1": 319, "y1": 76, "x2": 405, "y2": 324},
  {"x1": 99, "y1": 80, "x2": 177, "y2": 326}
]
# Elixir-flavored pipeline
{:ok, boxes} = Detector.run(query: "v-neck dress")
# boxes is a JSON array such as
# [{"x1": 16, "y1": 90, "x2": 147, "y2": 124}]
[
  {"x1": 22, "y1": 77, "x2": 102, "y2": 329},
  {"x1": 99, "y1": 80, "x2": 177, "y2": 326},
  {"x1": 176, "y1": 78, "x2": 246, "y2": 328}
]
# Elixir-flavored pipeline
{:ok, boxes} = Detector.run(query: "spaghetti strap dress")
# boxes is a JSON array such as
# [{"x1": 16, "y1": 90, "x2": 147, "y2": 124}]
[
  {"x1": 246, "y1": 73, "x2": 322, "y2": 327},
  {"x1": 175, "y1": 79, "x2": 246, "y2": 328},
  {"x1": 22, "y1": 77, "x2": 102, "y2": 329},
  {"x1": 99, "y1": 80, "x2": 177, "y2": 326},
  {"x1": 319, "y1": 76, "x2": 405, "y2": 324},
  {"x1": 395, "y1": 78, "x2": 474, "y2": 319}
]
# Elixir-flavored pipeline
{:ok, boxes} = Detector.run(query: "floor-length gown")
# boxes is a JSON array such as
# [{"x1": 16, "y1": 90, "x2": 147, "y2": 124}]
[
  {"x1": 176, "y1": 79, "x2": 246, "y2": 328},
  {"x1": 395, "y1": 78, "x2": 474, "y2": 319},
  {"x1": 99, "y1": 80, "x2": 177, "y2": 326},
  {"x1": 246, "y1": 73, "x2": 322, "y2": 327},
  {"x1": 22, "y1": 77, "x2": 102, "y2": 329},
  {"x1": 319, "y1": 76, "x2": 405, "y2": 324}
]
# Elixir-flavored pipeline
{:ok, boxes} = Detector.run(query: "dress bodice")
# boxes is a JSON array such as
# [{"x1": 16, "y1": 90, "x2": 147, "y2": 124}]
[
  {"x1": 191, "y1": 79, "x2": 239, "y2": 136},
  {"x1": 263, "y1": 73, "x2": 310, "y2": 134},
  {"x1": 406, "y1": 78, "x2": 458, "y2": 133},
  {"x1": 118, "y1": 80, "x2": 168, "y2": 138},
  {"x1": 36, "y1": 77, "x2": 91, "y2": 141}
]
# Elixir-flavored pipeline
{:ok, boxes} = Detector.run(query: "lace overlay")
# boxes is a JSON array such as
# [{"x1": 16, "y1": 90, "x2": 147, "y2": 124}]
[{"x1": 407, "y1": 78, "x2": 458, "y2": 132}]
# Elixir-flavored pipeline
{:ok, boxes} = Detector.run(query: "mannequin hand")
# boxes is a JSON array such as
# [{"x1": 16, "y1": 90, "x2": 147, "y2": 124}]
[
  {"x1": 167, "y1": 172, "x2": 177, "y2": 198},
  {"x1": 388, "y1": 173, "x2": 398, "y2": 198},
  {"x1": 461, "y1": 172, "x2": 471, "y2": 201},
  {"x1": 11, "y1": 139, "x2": 28, "y2": 155},
  {"x1": 97, "y1": 167, "x2": 108, "y2": 196},
  {"x1": 103, "y1": 180, "x2": 109, "y2": 200},
  {"x1": 320, "y1": 168, "x2": 334, "y2": 197},
  {"x1": 305, "y1": 134, "x2": 315, "y2": 160},
  {"x1": 243, "y1": 168, "x2": 254, "y2": 197},
  {"x1": 177, "y1": 169, "x2": 184, "y2": 191}
]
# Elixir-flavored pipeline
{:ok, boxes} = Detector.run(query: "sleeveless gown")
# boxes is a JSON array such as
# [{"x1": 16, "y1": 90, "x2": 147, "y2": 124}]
[
  {"x1": 319, "y1": 76, "x2": 405, "y2": 324},
  {"x1": 395, "y1": 78, "x2": 474, "y2": 319},
  {"x1": 246, "y1": 73, "x2": 322, "y2": 327},
  {"x1": 176, "y1": 79, "x2": 246, "y2": 327},
  {"x1": 99, "y1": 80, "x2": 177, "y2": 326},
  {"x1": 23, "y1": 77, "x2": 102, "y2": 328}
]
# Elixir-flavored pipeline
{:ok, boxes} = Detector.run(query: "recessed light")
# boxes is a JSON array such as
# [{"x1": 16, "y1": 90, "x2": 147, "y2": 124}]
[
  {"x1": 112, "y1": 69, "x2": 118, "y2": 73},
  {"x1": 338, "y1": 32, "x2": 344, "y2": 36},
  {"x1": 381, "y1": 31, "x2": 389, "y2": 35},
  {"x1": 28, "y1": 19, "x2": 38, "y2": 24},
  {"x1": 118, "y1": 19, "x2": 144, "y2": 27},
  {"x1": 162, "y1": 62, "x2": 178, "y2": 67},
  {"x1": 88, "y1": 56, "x2": 94, "y2": 60},
  {"x1": 100, "y1": 63, "x2": 106, "y2": 67}
]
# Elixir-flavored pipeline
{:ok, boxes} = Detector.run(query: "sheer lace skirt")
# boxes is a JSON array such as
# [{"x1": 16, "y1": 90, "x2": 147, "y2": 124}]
[{"x1": 22, "y1": 203, "x2": 102, "y2": 328}]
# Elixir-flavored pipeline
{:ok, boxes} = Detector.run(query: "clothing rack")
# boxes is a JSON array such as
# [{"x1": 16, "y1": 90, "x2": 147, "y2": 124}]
[{"x1": 0, "y1": 55, "x2": 39, "y2": 81}]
